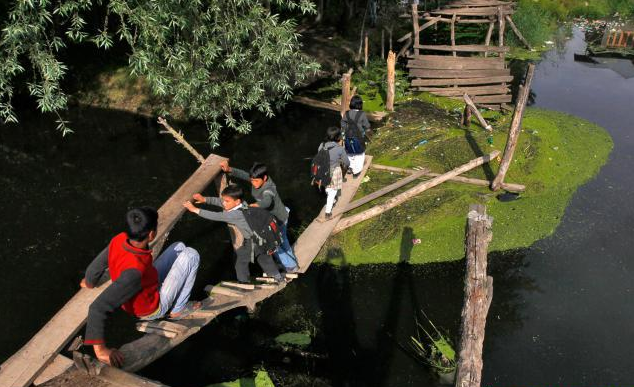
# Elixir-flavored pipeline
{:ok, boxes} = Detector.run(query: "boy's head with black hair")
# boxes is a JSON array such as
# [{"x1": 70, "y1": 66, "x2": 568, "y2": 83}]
[
  {"x1": 326, "y1": 126, "x2": 342, "y2": 143},
  {"x1": 220, "y1": 184, "x2": 244, "y2": 211},
  {"x1": 349, "y1": 95, "x2": 363, "y2": 110},
  {"x1": 125, "y1": 207, "x2": 158, "y2": 243},
  {"x1": 249, "y1": 162, "x2": 269, "y2": 189}
]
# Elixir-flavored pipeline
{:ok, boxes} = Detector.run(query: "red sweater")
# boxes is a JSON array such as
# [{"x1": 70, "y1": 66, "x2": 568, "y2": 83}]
[{"x1": 108, "y1": 232, "x2": 159, "y2": 317}]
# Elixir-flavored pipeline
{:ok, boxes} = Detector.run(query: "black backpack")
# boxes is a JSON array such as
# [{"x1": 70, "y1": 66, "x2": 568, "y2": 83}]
[
  {"x1": 241, "y1": 207, "x2": 283, "y2": 256},
  {"x1": 310, "y1": 143, "x2": 334, "y2": 188},
  {"x1": 344, "y1": 111, "x2": 365, "y2": 154}
]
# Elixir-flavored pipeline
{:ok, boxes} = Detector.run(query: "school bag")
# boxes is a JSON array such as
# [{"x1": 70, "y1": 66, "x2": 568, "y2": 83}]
[
  {"x1": 241, "y1": 207, "x2": 283, "y2": 256},
  {"x1": 343, "y1": 110, "x2": 365, "y2": 155},
  {"x1": 310, "y1": 143, "x2": 335, "y2": 188}
]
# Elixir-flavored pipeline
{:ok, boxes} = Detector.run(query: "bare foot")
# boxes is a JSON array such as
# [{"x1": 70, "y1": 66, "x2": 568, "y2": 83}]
[{"x1": 169, "y1": 301, "x2": 202, "y2": 319}]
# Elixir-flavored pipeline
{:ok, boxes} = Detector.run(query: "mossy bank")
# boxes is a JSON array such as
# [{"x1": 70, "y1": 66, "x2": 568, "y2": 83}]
[{"x1": 317, "y1": 96, "x2": 612, "y2": 265}]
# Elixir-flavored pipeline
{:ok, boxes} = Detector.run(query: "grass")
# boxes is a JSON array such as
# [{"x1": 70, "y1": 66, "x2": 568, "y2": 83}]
[
  {"x1": 206, "y1": 369, "x2": 276, "y2": 387},
  {"x1": 316, "y1": 94, "x2": 613, "y2": 265}
]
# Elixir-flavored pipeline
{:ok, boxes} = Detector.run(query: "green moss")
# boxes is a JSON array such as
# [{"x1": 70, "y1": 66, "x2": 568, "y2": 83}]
[
  {"x1": 318, "y1": 99, "x2": 612, "y2": 265},
  {"x1": 275, "y1": 331, "x2": 312, "y2": 347},
  {"x1": 206, "y1": 370, "x2": 276, "y2": 387}
]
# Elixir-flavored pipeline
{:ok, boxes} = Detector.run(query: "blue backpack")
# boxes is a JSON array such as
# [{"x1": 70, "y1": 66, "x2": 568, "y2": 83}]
[{"x1": 343, "y1": 110, "x2": 365, "y2": 154}]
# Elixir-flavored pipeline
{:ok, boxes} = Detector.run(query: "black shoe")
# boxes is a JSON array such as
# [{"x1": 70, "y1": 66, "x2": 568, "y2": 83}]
[
  {"x1": 325, "y1": 212, "x2": 332, "y2": 220},
  {"x1": 353, "y1": 173, "x2": 360, "y2": 179}
]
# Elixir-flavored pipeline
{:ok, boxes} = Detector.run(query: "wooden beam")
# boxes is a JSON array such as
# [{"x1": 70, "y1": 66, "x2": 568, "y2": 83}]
[
  {"x1": 415, "y1": 85, "x2": 509, "y2": 96},
  {"x1": 407, "y1": 56, "x2": 505, "y2": 70},
  {"x1": 470, "y1": 94, "x2": 512, "y2": 103},
  {"x1": 386, "y1": 51, "x2": 396, "y2": 111},
  {"x1": 332, "y1": 152, "x2": 499, "y2": 234},
  {"x1": 505, "y1": 15, "x2": 531, "y2": 50},
  {"x1": 369, "y1": 164, "x2": 525, "y2": 192},
  {"x1": 411, "y1": 76, "x2": 513, "y2": 86},
  {"x1": 412, "y1": 3, "x2": 420, "y2": 56},
  {"x1": 319, "y1": 169, "x2": 429, "y2": 221},
  {"x1": 408, "y1": 69, "x2": 509, "y2": 78},
  {"x1": 432, "y1": 6, "x2": 514, "y2": 16},
  {"x1": 484, "y1": 21, "x2": 495, "y2": 57},
  {"x1": 32, "y1": 356, "x2": 73, "y2": 386},
  {"x1": 0, "y1": 154, "x2": 226, "y2": 387},
  {"x1": 416, "y1": 44, "x2": 509, "y2": 53},
  {"x1": 291, "y1": 96, "x2": 388, "y2": 122},
  {"x1": 340, "y1": 69, "x2": 352, "y2": 117},
  {"x1": 491, "y1": 63, "x2": 535, "y2": 191},
  {"x1": 454, "y1": 204, "x2": 494, "y2": 387}
]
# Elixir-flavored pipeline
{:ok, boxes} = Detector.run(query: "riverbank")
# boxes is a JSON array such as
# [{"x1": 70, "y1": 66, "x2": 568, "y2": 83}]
[{"x1": 316, "y1": 93, "x2": 612, "y2": 265}]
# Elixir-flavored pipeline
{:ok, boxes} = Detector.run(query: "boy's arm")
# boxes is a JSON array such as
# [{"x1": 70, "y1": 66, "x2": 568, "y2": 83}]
[
  {"x1": 229, "y1": 167, "x2": 250, "y2": 182},
  {"x1": 197, "y1": 209, "x2": 241, "y2": 224},
  {"x1": 361, "y1": 113, "x2": 371, "y2": 135},
  {"x1": 84, "y1": 247, "x2": 109, "y2": 287},
  {"x1": 204, "y1": 196, "x2": 223, "y2": 207},
  {"x1": 85, "y1": 269, "x2": 141, "y2": 366},
  {"x1": 257, "y1": 190, "x2": 276, "y2": 209},
  {"x1": 339, "y1": 147, "x2": 351, "y2": 169}
]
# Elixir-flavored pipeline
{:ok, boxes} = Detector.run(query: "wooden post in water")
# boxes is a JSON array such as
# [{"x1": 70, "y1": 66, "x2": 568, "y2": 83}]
[
  {"x1": 491, "y1": 63, "x2": 535, "y2": 191},
  {"x1": 364, "y1": 32, "x2": 369, "y2": 67},
  {"x1": 386, "y1": 51, "x2": 396, "y2": 111},
  {"x1": 341, "y1": 69, "x2": 353, "y2": 117},
  {"x1": 454, "y1": 204, "x2": 494, "y2": 387}
]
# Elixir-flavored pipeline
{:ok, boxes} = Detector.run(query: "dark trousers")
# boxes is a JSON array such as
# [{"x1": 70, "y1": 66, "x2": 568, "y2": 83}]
[{"x1": 234, "y1": 241, "x2": 281, "y2": 282}]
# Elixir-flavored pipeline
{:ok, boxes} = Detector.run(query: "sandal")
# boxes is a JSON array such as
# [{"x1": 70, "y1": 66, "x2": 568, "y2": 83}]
[{"x1": 168, "y1": 301, "x2": 202, "y2": 321}]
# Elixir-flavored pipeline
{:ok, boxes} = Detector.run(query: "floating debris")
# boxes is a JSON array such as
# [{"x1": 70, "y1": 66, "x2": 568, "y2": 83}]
[{"x1": 412, "y1": 238, "x2": 422, "y2": 245}]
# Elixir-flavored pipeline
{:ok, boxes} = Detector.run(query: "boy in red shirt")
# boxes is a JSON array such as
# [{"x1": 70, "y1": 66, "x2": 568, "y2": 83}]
[{"x1": 80, "y1": 207, "x2": 201, "y2": 366}]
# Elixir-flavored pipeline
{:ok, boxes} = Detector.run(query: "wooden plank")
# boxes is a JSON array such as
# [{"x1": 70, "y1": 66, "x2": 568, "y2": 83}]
[
  {"x1": 136, "y1": 321, "x2": 188, "y2": 336},
  {"x1": 408, "y1": 68, "x2": 509, "y2": 78},
  {"x1": 291, "y1": 96, "x2": 388, "y2": 123},
  {"x1": 0, "y1": 154, "x2": 225, "y2": 387},
  {"x1": 464, "y1": 93, "x2": 493, "y2": 130},
  {"x1": 411, "y1": 76, "x2": 513, "y2": 86},
  {"x1": 32, "y1": 356, "x2": 73, "y2": 386},
  {"x1": 206, "y1": 285, "x2": 245, "y2": 298},
  {"x1": 332, "y1": 152, "x2": 499, "y2": 234},
  {"x1": 416, "y1": 44, "x2": 509, "y2": 53},
  {"x1": 407, "y1": 56, "x2": 505, "y2": 70},
  {"x1": 471, "y1": 94, "x2": 512, "y2": 103},
  {"x1": 370, "y1": 164, "x2": 525, "y2": 193},
  {"x1": 319, "y1": 168, "x2": 429, "y2": 221},
  {"x1": 432, "y1": 6, "x2": 514, "y2": 16},
  {"x1": 220, "y1": 281, "x2": 256, "y2": 290},
  {"x1": 414, "y1": 85, "x2": 509, "y2": 96},
  {"x1": 505, "y1": 15, "x2": 531, "y2": 50},
  {"x1": 454, "y1": 205, "x2": 494, "y2": 387}
]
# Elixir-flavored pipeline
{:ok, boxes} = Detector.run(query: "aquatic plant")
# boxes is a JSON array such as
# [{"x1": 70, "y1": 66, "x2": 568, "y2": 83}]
[{"x1": 409, "y1": 311, "x2": 457, "y2": 375}]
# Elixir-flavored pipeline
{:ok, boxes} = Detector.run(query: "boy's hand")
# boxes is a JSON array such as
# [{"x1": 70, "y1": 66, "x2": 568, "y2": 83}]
[
  {"x1": 192, "y1": 193, "x2": 206, "y2": 204},
  {"x1": 79, "y1": 278, "x2": 94, "y2": 289},
  {"x1": 249, "y1": 203, "x2": 260, "y2": 208},
  {"x1": 183, "y1": 201, "x2": 200, "y2": 214},
  {"x1": 220, "y1": 160, "x2": 231, "y2": 173},
  {"x1": 94, "y1": 344, "x2": 124, "y2": 368}
]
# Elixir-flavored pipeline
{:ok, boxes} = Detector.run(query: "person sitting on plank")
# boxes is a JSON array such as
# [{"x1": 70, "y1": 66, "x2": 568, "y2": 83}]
[{"x1": 80, "y1": 207, "x2": 202, "y2": 367}]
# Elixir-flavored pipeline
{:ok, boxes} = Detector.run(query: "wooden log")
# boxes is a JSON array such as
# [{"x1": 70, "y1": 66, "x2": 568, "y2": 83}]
[
  {"x1": 96, "y1": 364, "x2": 171, "y2": 387},
  {"x1": 491, "y1": 63, "x2": 535, "y2": 191},
  {"x1": 136, "y1": 321, "x2": 189, "y2": 338},
  {"x1": 412, "y1": 3, "x2": 420, "y2": 56},
  {"x1": 397, "y1": 36, "x2": 412, "y2": 59},
  {"x1": 416, "y1": 44, "x2": 509, "y2": 53},
  {"x1": 332, "y1": 152, "x2": 500, "y2": 234},
  {"x1": 463, "y1": 103, "x2": 472, "y2": 127},
  {"x1": 464, "y1": 93, "x2": 493, "y2": 131},
  {"x1": 0, "y1": 154, "x2": 225, "y2": 387},
  {"x1": 419, "y1": 16, "x2": 442, "y2": 32},
  {"x1": 397, "y1": 31, "x2": 412, "y2": 43},
  {"x1": 505, "y1": 15, "x2": 531, "y2": 50},
  {"x1": 32, "y1": 356, "x2": 73, "y2": 386},
  {"x1": 414, "y1": 85, "x2": 509, "y2": 97},
  {"x1": 451, "y1": 14, "x2": 457, "y2": 57},
  {"x1": 386, "y1": 51, "x2": 396, "y2": 111},
  {"x1": 291, "y1": 96, "x2": 388, "y2": 123},
  {"x1": 454, "y1": 204, "x2": 494, "y2": 387},
  {"x1": 157, "y1": 117, "x2": 205, "y2": 164},
  {"x1": 205, "y1": 285, "x2": 245, "y2": 298},
  {"x1": 408, "y1": 68, "x2": 509, "y2": 78},
  {"x1": 220, "y1": 281, "x2": 256, "y2": 290},
  {"x1": 411, "y1": 76, "x2": 513, "y2": 86},
  {"x1": 381, "y1": 29, "x2": 385, "y2": 59},
  {"x1": 498, "y1": 7, "x2": 505, "y2": 49},
  {"x1": 319, "y1": 169, "x2": 429, "y2": 221},
  {"x1": 484, "y1": 21, "x2": 495, "y2": 57}
]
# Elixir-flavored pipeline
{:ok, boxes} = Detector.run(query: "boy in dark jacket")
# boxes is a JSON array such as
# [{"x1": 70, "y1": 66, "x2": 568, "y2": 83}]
[
  {"x1": 80, "y1": 207, "x2": 201, "y2": 367},
  {"x1": 220, "y1": 161, "x2": 298, "y2": 272},
  {"x1": 184, "y1": 184, "x2": 284, "y2": 283},
  {"x1": 341, "y1": 95, "x2": 371, "y2": 177}
]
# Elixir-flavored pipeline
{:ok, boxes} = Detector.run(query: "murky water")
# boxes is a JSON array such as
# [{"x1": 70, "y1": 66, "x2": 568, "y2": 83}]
[{"x1": 1, "y1": 27, "x2": 633, "y2": 386}]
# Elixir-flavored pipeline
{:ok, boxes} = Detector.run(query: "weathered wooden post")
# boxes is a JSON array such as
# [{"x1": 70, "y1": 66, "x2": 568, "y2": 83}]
[
  {"x1": 454, "y1": 204, "x2": 494, "y2": 387},
  {"x1": 412, "y1": 2, "x2": 420, "y2": 56},
  {"x1": 484, "y1": 20, "x2": 494, "y2": 58},
  {"x1": 381, "y1": 29, "x2": 385, "y2": 59},
  {"x1": 491, "y1": 63, "x2": 535, "y2": 191},
  {"x1": 341, "y1": 69, "x2": 353, "y2": 117},
  {"x1": 463, "y1": 94, "x2": 492, "y2": 132},
  {"x1": 364, "y1": 32, "x2": 369, "y2": 67},
  {"x1": 451, "y1": 14, "x2": 457, "y2": 57},
  {"x1": 386, "y1": 51, "x2": 396, "y2": 111}
]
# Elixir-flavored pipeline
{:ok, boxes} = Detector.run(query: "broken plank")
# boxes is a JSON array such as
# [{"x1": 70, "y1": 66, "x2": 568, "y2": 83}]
[
  {"x1": 408, "y1": 68, "x2": 509, "y2": 78},
  {"x1": 332, "y1": 152, "x2": 500, "y2": 234},
  {"x1": 414, "y1": 85, "x2": 509, "y2": 96},
  {"x1": 0, "y1": 154, "x2": 225, "y2": 387},
  {"x1": 318, "y1": 168, "x2": 429, "y2": 221},
  {"x1": 411, "y1": 76, "x2": 513, "y2": 86},
  {"x1": 416, "y1": 44, "x2": 509, "y2": 53}
]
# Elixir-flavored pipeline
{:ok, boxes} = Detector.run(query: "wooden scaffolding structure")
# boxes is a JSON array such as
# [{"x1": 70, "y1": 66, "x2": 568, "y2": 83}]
[{"x1": 403, "y1": 0, "x2": 530, "y2": 110}]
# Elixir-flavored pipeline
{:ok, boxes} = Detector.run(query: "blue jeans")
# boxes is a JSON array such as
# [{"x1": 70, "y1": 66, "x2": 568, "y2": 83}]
[
  {"x1": 147, "y1": 242, "x2": 200, "y2": 318},
  {"x1": 275, "y1": 222, "x2": 298, "y2": 270}
]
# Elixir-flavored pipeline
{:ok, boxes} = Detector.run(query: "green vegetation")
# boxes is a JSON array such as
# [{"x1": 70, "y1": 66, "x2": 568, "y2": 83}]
[
  {"x1": 410, "y1": 312, "x2": 456, "y2": 375},
  {"x1": 274, "y1": 331, "x2": 312, "y2": 347},
  {"x1": 0, "y1": 1, "x2": 318, "y2": 142},
  {"x1": 207, "y1": 369, "x2": 276, "y2": 387},
  {"x1": 318, "y1": 94, "x2": 612, "y2": 265}
]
